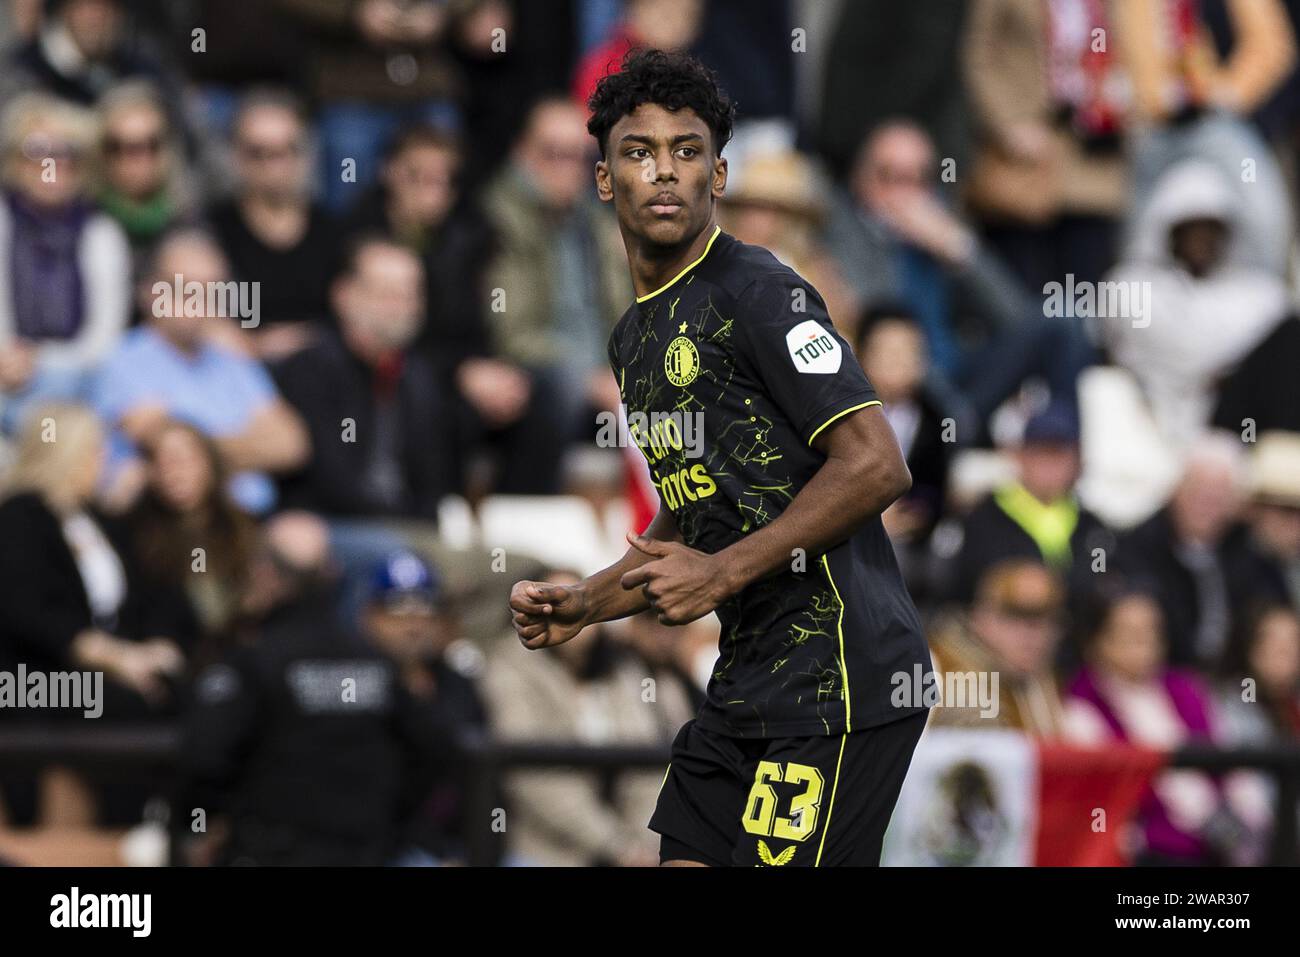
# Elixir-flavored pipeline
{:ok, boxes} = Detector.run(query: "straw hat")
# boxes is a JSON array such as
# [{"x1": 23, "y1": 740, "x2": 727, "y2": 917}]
[
  {"x1": 724, "y1": 151, "x2": 827, "y2": 222},
  {"x1": 1248, "y1": 431, "x2": 1300, "y2": 507}
]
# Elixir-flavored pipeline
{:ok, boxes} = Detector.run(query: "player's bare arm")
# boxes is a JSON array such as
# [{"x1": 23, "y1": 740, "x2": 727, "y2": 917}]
[
  {"x1": 621, "y1": 405, "x2": 909, "y2": 625},
  {"x1": 509, "y1": 504, "x2": 683, "y2": 649}
]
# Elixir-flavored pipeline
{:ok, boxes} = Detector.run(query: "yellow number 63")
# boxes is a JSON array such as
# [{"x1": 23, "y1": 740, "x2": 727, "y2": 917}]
[{"x1": 741, "y1": 760, "x2": 824, "y2": 842}]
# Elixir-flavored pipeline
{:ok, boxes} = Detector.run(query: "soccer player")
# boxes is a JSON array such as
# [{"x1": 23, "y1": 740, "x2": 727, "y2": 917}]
[{"x1": 509, "y1": 50, "x2": 932, "y2": 867}]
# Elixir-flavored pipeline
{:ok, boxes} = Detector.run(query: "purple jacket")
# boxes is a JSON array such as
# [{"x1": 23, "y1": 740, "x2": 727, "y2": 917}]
[{"x1": 1067, "y1": 667, "x2": 1217, "y2": 861}]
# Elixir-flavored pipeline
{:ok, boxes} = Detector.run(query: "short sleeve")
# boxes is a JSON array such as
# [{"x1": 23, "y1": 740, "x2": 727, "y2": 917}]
[{"x1": 733, "y1": 271, "x2": 879, "y2": 445}]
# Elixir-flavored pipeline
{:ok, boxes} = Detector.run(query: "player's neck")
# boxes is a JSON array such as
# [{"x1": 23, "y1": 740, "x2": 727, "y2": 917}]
[{"x1": 626, "y1": 217, "x2": 719, "y2": 300}]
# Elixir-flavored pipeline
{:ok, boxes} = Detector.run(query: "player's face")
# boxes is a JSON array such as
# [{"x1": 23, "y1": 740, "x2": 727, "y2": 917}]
[{"x1": 596, "y1": 103, "x2": 726, "y2": 248}]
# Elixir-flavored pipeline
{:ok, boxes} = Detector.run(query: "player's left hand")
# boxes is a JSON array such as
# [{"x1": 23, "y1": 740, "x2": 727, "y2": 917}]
[{"x1": 620, "y1": 533, "x2": 733, "y2": 625}]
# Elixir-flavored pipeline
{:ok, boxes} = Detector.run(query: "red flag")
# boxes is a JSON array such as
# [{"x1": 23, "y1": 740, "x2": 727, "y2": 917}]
[{"x1": 1034, "y1": 743, "x2": 1167, "y2": 866}]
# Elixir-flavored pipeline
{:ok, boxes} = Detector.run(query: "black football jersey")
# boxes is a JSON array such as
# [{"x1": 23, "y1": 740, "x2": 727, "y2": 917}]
[{"x1": 608, "y1": 227, "x2": 930, "y2": 737}]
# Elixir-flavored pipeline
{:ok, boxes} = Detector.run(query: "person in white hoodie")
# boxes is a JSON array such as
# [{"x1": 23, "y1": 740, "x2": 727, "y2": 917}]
[{"x1": 1104, "y1": 159, "x2": 1289, "y2": 453}]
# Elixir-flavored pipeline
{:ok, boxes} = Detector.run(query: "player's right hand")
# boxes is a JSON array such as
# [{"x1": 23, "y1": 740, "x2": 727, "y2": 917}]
[{"x1": 509, "y1": 580, "x2": 589, "y2": 650}]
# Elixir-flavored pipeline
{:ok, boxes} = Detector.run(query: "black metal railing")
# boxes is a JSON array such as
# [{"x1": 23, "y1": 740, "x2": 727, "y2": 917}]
[{"x1": 0, "y1": 726, "x2": 1296, "y2": 865}]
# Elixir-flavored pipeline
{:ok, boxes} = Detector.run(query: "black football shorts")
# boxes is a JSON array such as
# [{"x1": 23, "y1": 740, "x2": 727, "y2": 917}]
[{"x1": 650, "y1": 710, "x2": 928, "y2": 867}]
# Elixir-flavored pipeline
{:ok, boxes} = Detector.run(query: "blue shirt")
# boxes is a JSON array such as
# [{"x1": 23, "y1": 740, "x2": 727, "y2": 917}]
[{"x1": 94, "y1": 327, "x2": 279, "y2": 513}]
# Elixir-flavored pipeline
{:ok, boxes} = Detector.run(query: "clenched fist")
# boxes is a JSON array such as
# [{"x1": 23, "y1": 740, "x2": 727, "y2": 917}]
[{"x1": 509, "y1": 580, "x2": 590, "y2": 649}]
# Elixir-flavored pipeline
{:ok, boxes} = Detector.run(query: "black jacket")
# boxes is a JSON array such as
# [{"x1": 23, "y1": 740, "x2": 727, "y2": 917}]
[
  {"x1": 8, "y1": 37, "x2": 166, "y2": 107},
  {"x1": 180, "y1": 594, "x2": 457, "y2": 866},
  {"x1": 946, "y1": 489, "x2": 1115, "y2": 607},
  {"x1": 0, "y1": 491, "x2": 197, "y2": 677},
  {"x1": 1114, "y1": 508, "x2": 1290, "y2": 667},
  {"x1": 271, "y1": 328, "x2": 459, "y2": 520},
  {"x1": 1213, "y1": 315, "x2": 1300, "y2": 435},
  {"x1": 899, "y1": 392, "x2": 953, "y2": 543}
]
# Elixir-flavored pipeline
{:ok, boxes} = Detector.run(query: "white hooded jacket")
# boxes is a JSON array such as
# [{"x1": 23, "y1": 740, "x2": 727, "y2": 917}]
[{"x1": 1105, "y1": 159, "x2": 1289, "y2": 450}]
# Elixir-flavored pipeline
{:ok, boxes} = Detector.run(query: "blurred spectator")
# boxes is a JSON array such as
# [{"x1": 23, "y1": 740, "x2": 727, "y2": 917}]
[
  {"x1": 690, "y1": 0, "x2": 796, "y2": 168},
  {"x1": 1242, "y1": 432, "x2": 1300, "y2": 610},
  {"x1": 1117, "y1": 0, "x2": 1295, "y2": 275},
  {"x1": 93, "y1": 229, "x2": 310, "y2": 514},
  {"x1": 816, "y1": 0, "x2": 969, "y2": 181},
  {"x1": 1064, "y1": 582, "x2": 1261, "y2": 865},
  {"x1": 928, "y1": 559, "x2": 1068, "y2": 735},
  {"x1": 446, "y1": 0, "x2": 577, "y2": 197},
  {"x1": 0, "y1": 403, "x2": 192, "y2": 829},
  {"x1": 0, "y1": 403, "x2": 188, "y2": 716},
  {"x1": 0, "y1": 91, "x2": 129, "y2": 434},
  {"x1": 1105, "y1": 160, "x2": 1288, "y2": 452},
  {"x1": 946, "y1": 402, "x2": 1112, "y2": 617},
  {"x1": 1214, "y1": 599, "x2": 1300, "y2": 856},
  {"x1": 482, "y1": 567, "x2": 665, "y2": 867},
  {"x1": 853, "y1": 303, "x2": 952, "y2": 598},
  {"x1": 619, "y1": 608, "x2": 706, "y2": 726},
  {"x1": 963, "y1": 0, "x2": 1127, "y2": 292},
  {"x1": 279, "y1": 0, "x2": 462, "y2": 211},
  {"x1": 272, "y1": 234, "x2": 459, "y2": 521},
  {"x1": 1217, "y1": 602, "x2": 1300, "y2": 741},
  {"x1": 180, "y1": 515, "x2": 456, "y2": 866},
  {"x1": 126, "y1": 419, "x2": 256, "y2": 647},
  {"x1": 176, "y1": 1, "x2": 305, "y2": 136},
  {"x1": 1219, "y1": 599, "x2": 1300, "y2": 725},
  {"x1": 825, "y1": 119, "x2": 1090, "y2": 436},
  {"x1": 340, "y1": 123, "x2": 529, "y2": 452},
  {"x1": 1113, "y1": 435, "x2": 1291, "y2": 668},
  {"x1": 719, "y1": 150, "x2": 857, "y2": 338},
  {"x1": 1213, "y1": 314, "x2": 1300, "y2": 436},
  {"x1": 361, "y1": 550, "x2": 489, "y2": 865},
  {"x1": 482, "y1": 96, "x2": 629, "y2": 493},
  {"x1": 571, "y1": 0, "x2": 703, "y2": 108},
  {"x1": 2, "y1": 0, "x2": 43, "y2": 42},
  {"x1": 209, "y1": 90, "x2": 340, "y2": 362},
  {"x1": 95, "y1": 81, "x2": 195, "y2": 280},
  {"x1": 2, "y1": 0, "x2": 169, "y2": 109}
]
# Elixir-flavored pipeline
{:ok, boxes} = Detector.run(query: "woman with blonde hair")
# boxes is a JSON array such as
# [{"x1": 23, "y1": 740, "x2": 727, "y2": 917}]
[
  {"x1": 0, "y1": 92, "x2": 130, "y2": 435},
  {"x1": 0, "y1": 403, "x2": 192, "y2": 826},
  {"x1": 0, "y1": 403, "x2": 189, "y2": 713}
]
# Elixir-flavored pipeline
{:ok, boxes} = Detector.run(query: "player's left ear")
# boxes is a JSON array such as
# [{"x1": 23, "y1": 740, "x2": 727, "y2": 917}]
[
  {"x1": 595, "y1": 158, "x2": 614, "y2": 203},
  {"x1": 711, "y1": 155, "x2": 728, "y2": 199}
]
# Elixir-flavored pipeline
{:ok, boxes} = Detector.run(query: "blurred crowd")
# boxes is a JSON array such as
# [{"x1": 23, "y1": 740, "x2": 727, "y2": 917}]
[{"x1": 0, "y1": 0, "x2": 1297, "y2": 867}]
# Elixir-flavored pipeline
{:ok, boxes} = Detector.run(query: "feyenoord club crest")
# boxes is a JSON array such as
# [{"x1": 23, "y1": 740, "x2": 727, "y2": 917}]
[{"x1": 665, "y1": 335, "x2": 699, "y2": 387}]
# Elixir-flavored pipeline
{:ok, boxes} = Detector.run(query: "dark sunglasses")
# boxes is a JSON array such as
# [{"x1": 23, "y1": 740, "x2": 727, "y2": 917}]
[
  {"x1": 104, "y1": 134, "x2": 164, "y2": 157},
  {"x1": 996, "y1": 603, "x2": 1061, "y2": 624},
  {"x1": 237, "y1": 140, "x2": 304, "y2": 162}
]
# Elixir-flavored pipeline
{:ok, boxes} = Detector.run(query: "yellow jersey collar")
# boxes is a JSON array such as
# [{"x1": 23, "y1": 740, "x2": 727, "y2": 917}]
[{"x1": 635, "y1": 224, "x2": 723, "y2": 303}]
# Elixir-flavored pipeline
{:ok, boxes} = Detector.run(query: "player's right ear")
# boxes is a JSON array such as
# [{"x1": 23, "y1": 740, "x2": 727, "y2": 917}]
[{"x1": 595, "y1": 159, "x2": 614, "y2": 202}]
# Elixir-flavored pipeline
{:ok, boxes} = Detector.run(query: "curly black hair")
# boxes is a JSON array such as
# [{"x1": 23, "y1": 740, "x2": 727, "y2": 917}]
[{"x1": 586, "y1": 48, "x2": 736, "y2": 160}]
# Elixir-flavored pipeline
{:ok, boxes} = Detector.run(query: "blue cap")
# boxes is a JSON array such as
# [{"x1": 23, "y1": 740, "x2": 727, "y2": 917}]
[
  {"x1": 1022, "y1": 402, "x2": 1080, "y2": 446},
  {"x1": 367, "y1": 551, "x2": 440, "y2": 608}
]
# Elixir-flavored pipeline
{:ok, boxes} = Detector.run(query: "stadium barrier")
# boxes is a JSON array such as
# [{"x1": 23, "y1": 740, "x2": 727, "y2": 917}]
[{"x1": 0, "y1": 725, "x2": 1295, "y2": 866}]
